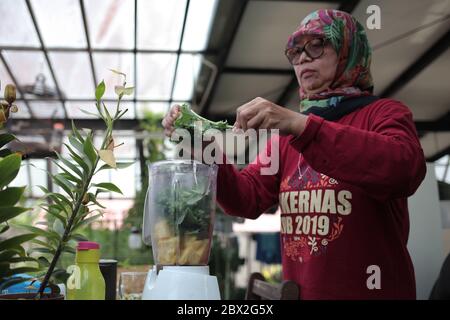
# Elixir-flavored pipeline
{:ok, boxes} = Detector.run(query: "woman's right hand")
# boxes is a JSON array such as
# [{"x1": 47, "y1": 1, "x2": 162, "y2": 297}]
[{"x1": 161, "y1": 104, "x2": 181, "y2": 138}]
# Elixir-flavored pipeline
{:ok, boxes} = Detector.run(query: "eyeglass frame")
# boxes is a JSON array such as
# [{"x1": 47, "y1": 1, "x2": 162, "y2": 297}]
[{"x1": 285, "y1": 38, "x2": 328, "y2": 65}]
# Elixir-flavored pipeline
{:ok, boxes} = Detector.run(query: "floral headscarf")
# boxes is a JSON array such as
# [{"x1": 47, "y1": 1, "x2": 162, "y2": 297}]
[{"x1": 286, "y1": 9, "x2": 374, "y2": 111}]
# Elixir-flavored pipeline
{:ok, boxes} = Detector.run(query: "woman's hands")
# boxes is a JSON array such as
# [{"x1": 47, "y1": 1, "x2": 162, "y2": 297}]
[
  {"x1": 234, "y1": 97, "x2": 308, "y2": 136},
  {"x1": 161, "y1": 98, "x2": 308, "y2": 138}
]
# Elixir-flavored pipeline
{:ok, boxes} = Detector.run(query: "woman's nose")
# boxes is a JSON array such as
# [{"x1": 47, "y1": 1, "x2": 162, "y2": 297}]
[{"x1": 299, "y1": 50, "x2": 312, "y2": 64}]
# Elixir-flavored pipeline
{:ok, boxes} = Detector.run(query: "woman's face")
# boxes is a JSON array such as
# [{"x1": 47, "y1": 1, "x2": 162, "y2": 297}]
[{"x1": 293, "y1": 36, "x2": 339, "y2": 96}]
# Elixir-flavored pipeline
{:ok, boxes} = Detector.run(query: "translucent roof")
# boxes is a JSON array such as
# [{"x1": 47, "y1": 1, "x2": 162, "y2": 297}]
[{"x1": 0, "y1": 0, "x2": 218, "y2": 119}]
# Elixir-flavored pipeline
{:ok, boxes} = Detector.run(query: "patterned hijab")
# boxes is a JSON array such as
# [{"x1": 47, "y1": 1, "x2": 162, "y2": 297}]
[{"x1": 286, "y1": 9, "x2": 374, "y2": 112}]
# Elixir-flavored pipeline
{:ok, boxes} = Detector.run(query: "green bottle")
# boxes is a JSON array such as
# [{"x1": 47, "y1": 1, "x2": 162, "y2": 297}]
[{"x1": 66, "y1": 241, "x2": 105, "y2": 300}]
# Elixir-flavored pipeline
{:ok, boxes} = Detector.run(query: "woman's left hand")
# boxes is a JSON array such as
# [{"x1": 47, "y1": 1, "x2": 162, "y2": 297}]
[{"x1": 234, "y1": 97, "x2": 308, "y2": 136}]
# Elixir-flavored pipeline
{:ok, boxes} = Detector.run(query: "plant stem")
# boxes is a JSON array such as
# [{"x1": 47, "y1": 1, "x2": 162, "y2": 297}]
[{"x1": 36, "y1": 120, "x2": 116, "y2": 298}]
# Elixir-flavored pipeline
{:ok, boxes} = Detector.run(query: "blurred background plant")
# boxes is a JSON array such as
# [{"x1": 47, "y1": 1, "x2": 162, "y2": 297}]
[{"x1": 0, "y1": 83, "x2": 39, "y2": 289}]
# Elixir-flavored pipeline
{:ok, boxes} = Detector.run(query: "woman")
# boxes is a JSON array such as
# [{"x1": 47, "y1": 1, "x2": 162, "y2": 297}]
[{"x1": 162, "y1": 9, "x2": 426, "y2": 299}]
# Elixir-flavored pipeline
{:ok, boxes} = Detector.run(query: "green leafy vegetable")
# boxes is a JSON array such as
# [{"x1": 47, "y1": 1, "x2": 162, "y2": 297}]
[{"x1": 174, "y1": 104, "x2": 232, "y2": 133}]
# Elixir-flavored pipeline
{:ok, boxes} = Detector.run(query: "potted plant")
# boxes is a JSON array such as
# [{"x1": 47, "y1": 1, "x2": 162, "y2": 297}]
[
  {"x1": 0, "y1": 71, "x2": 134, "y2": 299},
  {"x1": 0, "y1": 84, "x2": 40, "y2": 294}
]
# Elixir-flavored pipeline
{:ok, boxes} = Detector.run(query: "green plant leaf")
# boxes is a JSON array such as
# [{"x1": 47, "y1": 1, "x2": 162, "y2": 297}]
[
  {"x1": 31, "y1": 238, "x2": 56, "y2": 251},
  {"x1": 95, "y1": 161, "x2": 134, "y2": 173},
  {"x1": 0, "y1": 233, "x2": 36, "y2": 251},
  {"x1": 79, "y1": 108, "x2": 100, "y2": 118},
  {"x1": 8, "y1": 256, "x2": 37, "y2": 263},
  {"x1": 30, "y1": 247, "x2": 56, "y2": 255},
  {"x1": 0, "y1": 133, "x2": 16, "y2": 149},
  {"x1": 70, "y1": 233, "x2": 88, "y2": 241},
  {"x1": 68, "y1": 134, "x2": 84, "y2": 154},
  {"x1": 93, "y1": 182, "x2": 122, "y2": 194},
  {"x1": 56, "y1": 154, "x2": 83, "y2": 179},
  {"x1": 73, "y1": 213, "x2": 103, "y2": 231},
  {"x1": 64, "y1": 143, "x2": 90, "y2": 173},
  {"x1": 0, "y1": 186, "x2": 25, "y2": 206},
  {"x1": 37, "y1": 256, "x2": 50, "y2": 267},
  {"x1": 0, "y1": 153, "x2": 21, "y2": 189},
  {"x1": 83, "y1": 136, "x2": 97, "y2": 166},
  {"x1": 18, "y1": 225, "x2": 61, "y2": 242},
  {"x1": 71, "y1": 121, "x2": 84, "y2": 143},
  {"x1": 0, "y1": 206, "x2": 29, "y2": 224},
  {"x1": 87, "y1": 193, "x2": 106, "y2": 209},
  {"x1": 53, "y1": 174, "x2": 75, "y2": 199},
  {"x1": 95, "y1": 80, "x2": 106, "y2": 101},
  {"x1": 0, "y1": 148, "x2": 12, "y2": 158},
  {"x1": 0, "y1": 225, "x2": 10, "y2": 234},
  {"x1": 50, "y1": 159, "x2": 81, "y2": 185},
  {"x1": 52, "y1": 219, "x2": 65, "y2": 238},
  {"x1": 0, "y1": 249, "x2": 22, "y2": 261}
]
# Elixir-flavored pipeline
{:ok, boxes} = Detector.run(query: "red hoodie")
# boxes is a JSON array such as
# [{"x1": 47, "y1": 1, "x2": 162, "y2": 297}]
[{"x1": 216, "y1": 98, "x2": 426, "y2": 299}]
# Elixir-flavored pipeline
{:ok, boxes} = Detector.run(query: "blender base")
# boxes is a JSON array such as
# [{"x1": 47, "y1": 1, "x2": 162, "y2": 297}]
[{"x1": 141, "y1": 265, "x2": 221, "y2": 300}]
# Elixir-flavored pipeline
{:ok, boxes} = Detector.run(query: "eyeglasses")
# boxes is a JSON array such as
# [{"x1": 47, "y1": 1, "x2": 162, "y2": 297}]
[{"x1": 285, "y1": 38, "x2": 327, "y2": 65}]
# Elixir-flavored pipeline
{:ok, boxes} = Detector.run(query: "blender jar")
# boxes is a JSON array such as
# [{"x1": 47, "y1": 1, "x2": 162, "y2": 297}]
[{"x1": 143, "y1": 160, "x2": 218, "y2": 266}]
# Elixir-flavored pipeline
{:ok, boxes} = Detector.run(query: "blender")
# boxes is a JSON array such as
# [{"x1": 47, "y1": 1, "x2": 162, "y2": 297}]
[{"x1": 141, "y1": 160, "x2": 220, "y2": 300}]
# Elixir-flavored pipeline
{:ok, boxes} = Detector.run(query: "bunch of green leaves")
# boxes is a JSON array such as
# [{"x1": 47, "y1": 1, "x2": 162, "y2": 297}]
[
  {"x1": 156, "y1": 183, "x2": 213, "y2": 238},
  {"x1": 23, "y1": 70, "x2": 134, "y2": 297},
  {"x1": 0, "y1": 139, "x2": 38, "y2": 287},
  {"x1": 174, "y1": 104, "x2": 232, "y2": 134}
]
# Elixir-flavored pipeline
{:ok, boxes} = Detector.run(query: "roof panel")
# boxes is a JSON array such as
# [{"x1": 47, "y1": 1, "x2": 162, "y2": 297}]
[
  {"x1": 352, "y1": 0, "x2": 450, "y2": 95},
  {"x1": 0, "y1": 60, "x2": 20, "y2": 98},
  {"x1": 93, "y1": 52, "x2": 134, "y2": 99},
  {"x1": 31, "y1": 0, "x2": 87, "y2": 48},
  {"x1": 420, "y1": 132, "x2": 450, "y2": 158},
  {"x1": 3, "y1": 50, "x2": 56, "y2": 97},
  {"x1": 137, "y1": 0, "x2": 186, "y2": 50},
  {"x1": 0, "y1": 0, "x2": 40, "y2": 47},
  {"x1": 10, "y1": 100, "x2": 31, "y2": 119},
  {"x1": 85, "y1": 0, "x2": 135, "y2": 49},
  {"x1": 136, "y1": 53, "x2": 177, "y2": 100},
  {"x1": 226, "y1": 1, "x2": 338, "y2": 69},
  {"x1": 172, "y1": 54, "x2": 202, "y2": 101},
  {"x1": 394, "y1": 49, "x2": 450, "y2": 121},
  {"x1": 209, "y1": 73, "x2": 291, "y2": 115},
  {"x1": 181, "y1": 0, "x2": 218, "y2": 51},
  {"x1": 28, "y1": 100, "x2": 64, "y2": 118},
  {"x1": 49, "y1": 52, "x2": 95, "y2": 99}
]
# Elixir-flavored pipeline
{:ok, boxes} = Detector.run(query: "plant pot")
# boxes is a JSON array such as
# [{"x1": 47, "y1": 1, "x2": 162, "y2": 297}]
[{"x1": 0, "y1": 292, "x2": 64, "y2": 300}]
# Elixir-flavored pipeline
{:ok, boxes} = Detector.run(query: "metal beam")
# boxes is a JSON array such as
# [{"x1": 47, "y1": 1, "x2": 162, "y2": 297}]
[
  {"x1": 200, "y1": 0, "x2": 250, "y2": 117},
  {"x1": 169, "y1": 0, "x2": 191, "y2": 108},
  {"x1": 10, "y1": 118, "x2": 141, "y2": 131},
  {"x1": 276, "y1": 0, "x2": 361, "y2": 107},
  {"x1": 427, "y1": 145, "x2": 450, "y2": 162},
  {"x1": 223, "y1": 67, "x2": 292, "y2": 76},
  {"x1": 134, "y1": 0, "x2": 138, "y2": 117},
  {"x1": 79, "y1": 0, "x2": 98, "y2": 87},
  {"x1": 15, "y1": 98, "x2": 170, "y2": 103},
  {"x1": 415, "y1": 111, "x2": 450, "y2": 132},
  {"x1": 0, "y1": 46, "x2": 217, "y2": 55},
  {"x1": 380, "y1": 29, "x2": 450, "y2": 98},
  {"x1": 25, "y1": 0, "x2": 68, "y2": 119}
]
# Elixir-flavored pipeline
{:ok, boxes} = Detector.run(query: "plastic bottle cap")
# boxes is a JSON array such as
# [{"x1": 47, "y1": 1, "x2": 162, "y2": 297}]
[{"x1": 77, "y1": 241, "x2": 100, "y2": 251}]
